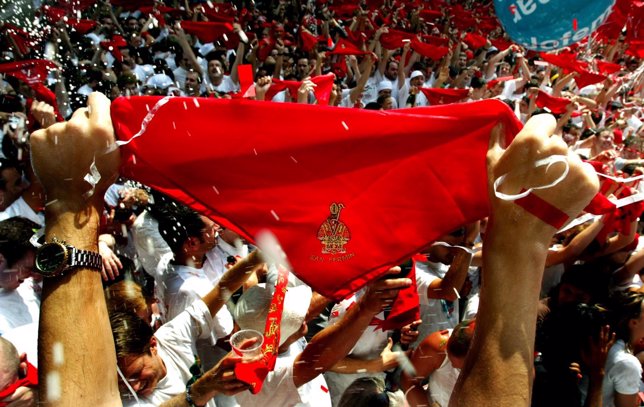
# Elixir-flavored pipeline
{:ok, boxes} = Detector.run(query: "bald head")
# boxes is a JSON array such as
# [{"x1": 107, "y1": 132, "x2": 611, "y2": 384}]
[{"x1": 0, "y1": 337, "x2": 19, "y2": 390}]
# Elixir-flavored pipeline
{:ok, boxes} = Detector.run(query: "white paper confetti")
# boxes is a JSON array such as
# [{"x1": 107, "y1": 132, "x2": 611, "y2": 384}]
[
  {"x1": 82, "y1": 157, "x2": 101, "y2": 199},
  {"x1": 341, "y1": 121, "x2": 349, "y2": 130}
]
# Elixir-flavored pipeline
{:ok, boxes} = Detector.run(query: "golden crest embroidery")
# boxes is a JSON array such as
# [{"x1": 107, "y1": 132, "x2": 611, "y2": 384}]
[{"x1": 317, "y1": 203, "x2": 351, "y2": 254}]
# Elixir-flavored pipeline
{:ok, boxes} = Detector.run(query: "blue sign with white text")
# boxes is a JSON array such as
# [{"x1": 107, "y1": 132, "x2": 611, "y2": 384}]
[{"x1": 494, "y1": 0, "x2": 616, "y2": 51}]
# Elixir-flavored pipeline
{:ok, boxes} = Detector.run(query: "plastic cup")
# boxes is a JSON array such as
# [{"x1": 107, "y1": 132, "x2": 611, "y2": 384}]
[{"x1": 230, "y1": 329, "x2": 264, "y2": 361}]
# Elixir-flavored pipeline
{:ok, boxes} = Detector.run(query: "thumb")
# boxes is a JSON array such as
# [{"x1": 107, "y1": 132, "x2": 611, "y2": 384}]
[{"x1": 386, "y1": 337, "x2": 394, "y2": 350}]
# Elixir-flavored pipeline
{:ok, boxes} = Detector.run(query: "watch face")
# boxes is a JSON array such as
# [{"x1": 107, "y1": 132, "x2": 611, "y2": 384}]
[{"x1": 35, "y1": 243, "x2": 68, "y2": 277}]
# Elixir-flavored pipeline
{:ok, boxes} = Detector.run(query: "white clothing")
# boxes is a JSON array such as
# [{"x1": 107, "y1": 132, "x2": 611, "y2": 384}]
[
  {"x1": 122, "y1": 300, "x2": 218, "y2": 407},
  {"x1": 323, "y1": 292, "x2": 388, "y2": 406},
  {"x1": 162, "y1": 263, "x2": 233, "y2": 338},
  {"x1": 427, "y1": 335, "x2": 460, "y2": 407},
  {"x1": 173, "y1": 66, "x2": 189, "y2": 89},
  {"x1": 0, "y1": 278, "x2": 41, "y2": 335},
  {"x1": 398, "y1": 79, "x2": 429, "y2": 108},
  {"x1": 0, "y1": 196, "x2": 44, "y2": 226},
  {"x1": 601, "y1": 339, "x2": 643, "y2": 407},
  {"x1": 203, "y1": 75, "x2": 239, "y2": 94},
  {"x1": 77, "y1": 83, "x2": 94, "y2": 96},
  {"x1": 131, "y1": 211, "x2": 173, "y2": 280},
  {"x1": 374, "y1": 71, "x2": 399, "y2": 100},
  {"x1": 414, "y1": 261, "x2": 459, "y2": 347},
  {"x1": 2, "y1": 322, "x2": 38, "y2": 367},
  {"x1": 202, "y1": 239, "x2": 249, "y2": 285},
  {"x1": 234, "y1": 338, "x2": 332, "y2": 407}
]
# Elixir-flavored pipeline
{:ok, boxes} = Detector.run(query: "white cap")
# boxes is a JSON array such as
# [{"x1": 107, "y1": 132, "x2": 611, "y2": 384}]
[
  {"x1": 377, "y1": 80, "x2": 393, "y2": 92},
  {"x1": 410, "y1": 70, "x2": 424, "y2": 80},
  {"x1": 145, "y1": 74, "x2": 174, "y2": 89}
]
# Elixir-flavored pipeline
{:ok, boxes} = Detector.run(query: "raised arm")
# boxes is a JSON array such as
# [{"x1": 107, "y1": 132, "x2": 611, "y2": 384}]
[
  {"x1": 292, "y1": 273, "x2": 411, "y2": 387},
  {"x1": 450, "y1": 115, "x2": 599, "y2": 407},
  {"x1": 31, "y1": 92, "x2": 122, "y2": 406}
]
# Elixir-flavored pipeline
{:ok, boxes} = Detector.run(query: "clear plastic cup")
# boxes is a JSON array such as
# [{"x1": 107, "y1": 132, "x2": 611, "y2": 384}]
[{"x1": 230, "y1": 329, "x2": 264, "y2": 361}]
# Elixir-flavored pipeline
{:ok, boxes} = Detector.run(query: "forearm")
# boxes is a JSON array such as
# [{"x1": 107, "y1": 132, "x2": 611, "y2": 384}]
[
  {"x1": 429, "y1": 252, "x2": 472, "y2": 301},
  {"x1": 295, "y1": 300, "x2": 376, "y2": 386},
  {"x1": 39, "y1": 204, "x2": 121, "y2": 406},
  {"x1": 452, "y1": 229, "x2": 550, "y2": 406},
  {"x1": 202, "y1": 250, "x2": 263, "y2": 316},
  {"x1": 329, "y1": 355, "x2": 385, "y2": 373}
]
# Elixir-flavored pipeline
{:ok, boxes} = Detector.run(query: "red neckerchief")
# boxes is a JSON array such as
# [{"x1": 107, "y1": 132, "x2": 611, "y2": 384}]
[
  {"x1": 234, "y1": 266, "x2": 289, "y2": 394},
  {"x1": 0, "y1": 362, "x2": 38, "y2": 406}
]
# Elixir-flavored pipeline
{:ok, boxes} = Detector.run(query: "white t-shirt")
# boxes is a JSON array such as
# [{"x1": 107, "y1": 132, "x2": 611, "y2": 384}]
[
  {"x1": 0, "y1": 278, "x2": 41, "y2": 335},
  {"x1": 398, "y1": 79, "x2": 429, "y2": 108},
  {"x1": 427, "y1": 329, "x2": 459, "y2": 407},
  {"x1": 0, "y1": 196, "x2": 44, "y2": 226},
  {"x1": 234, "y1": 338, "x2": 332, "y2": 407},
  {"x1": 323, "y1": 291, "x2": 388, "y2": 406},
  {"x1": 414, "y1": 261, "x2": 459, "y2": 347},
  {"x1": 203, "y1": 75, "x2": 239, "y2": 94},
  {"x1": 601, "y1": 339, "x2": 643, "y2": 407},
  {"x1": 162, "y1": 263, "x2": 233, "y2": 339},
  {"x1": 122, "y1": 300, "x2": 218, "y2": 407}
]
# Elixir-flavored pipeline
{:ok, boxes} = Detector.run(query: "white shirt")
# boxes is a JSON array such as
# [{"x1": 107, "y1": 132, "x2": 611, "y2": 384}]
[
  {"x1": 234, "y1": 338, "x2": 332, "y2": 407},
  {"x1": 602, "y1": 339, "x2": 643, "y2": 407},
  {"x1": 414, "y1": 261, "x2": 459, "y2": 348},
  {"x1": 0, "y1": 196, "x2": 44, "y2": 226},
  {"x1": 162, "y1": 263, "x2": 233, "y2": 339},
  {"x1": 0, "y1": 278, "x2": 41, "y2": 335},
  {"x1": 324, "y1": 291, "x2": 388, "y2": 406},
  {"x1": 122, "y1": 300, "x2": 219, "y2": 407}
]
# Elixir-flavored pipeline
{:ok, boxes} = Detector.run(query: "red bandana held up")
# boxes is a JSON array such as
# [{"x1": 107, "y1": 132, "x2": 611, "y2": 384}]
[{"x1": 112, "y1": 97, "x2": 522, "y2": 299}]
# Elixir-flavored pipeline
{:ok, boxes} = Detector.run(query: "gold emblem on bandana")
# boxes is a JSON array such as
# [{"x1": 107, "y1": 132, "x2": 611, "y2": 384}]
[{"x1": 317, "y1": 203, "x2": 351, "y2": 254}]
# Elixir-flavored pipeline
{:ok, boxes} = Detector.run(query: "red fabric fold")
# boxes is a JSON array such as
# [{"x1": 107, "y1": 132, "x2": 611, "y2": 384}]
[
  {"x1": 264, "y1": 73, "x2": 335, "y2": 105},
  {"x1": 595, "y1": 60, "x2": 622, "y2": 75},
  {"x1": 535, "y1": 90, "x2": 571, "y2": 115},
  {"x1": 411, "y1": 38, "x2": 449, "y2": 60},
  {"x1": 327, "y1": 38, "x2": 370, "y2": 56},
  {"x1": 379, "y1": 28, "x2": 415, "y2": 50},
  {"x1": 179, "y1": 21, "x2": 234, "y2": 44},
  {"x1": 112, "y1": 97, "x2": 522, "y2": 299},
  {"x1": 419, "y1": 87, "x2": 470, "y2": 105},
  {"x1": 463, "y1": 32, "x2": 487, "y2": 50},
  {"x1": 300, "y1": 30, "x2": 320, "y2": 53},
  {"x1": 574, "y1": 69, "x2": 608, "y2": 90}
]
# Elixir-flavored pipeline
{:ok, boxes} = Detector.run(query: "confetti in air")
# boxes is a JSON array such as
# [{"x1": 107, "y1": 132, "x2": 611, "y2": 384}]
[
  {"x1": 82, "y1": 157, "x2": 101, "y2": 199},
  {"x1": 341, "y1": 121, "x2": 349, "y2": 130},
  {"x1": 270, "y1": 210, "x2": 280, "y2": 221}
]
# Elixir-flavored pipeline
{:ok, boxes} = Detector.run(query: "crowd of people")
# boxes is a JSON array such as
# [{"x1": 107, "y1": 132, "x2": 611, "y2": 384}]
[{"x1": 0, "y1": 0, "x2": 644, "y2": 406}]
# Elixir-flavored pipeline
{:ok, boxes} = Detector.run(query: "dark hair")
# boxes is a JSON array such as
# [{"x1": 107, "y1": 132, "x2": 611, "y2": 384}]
[
  {"x1": 0, "y1": 159, "x2": 21, "y2": 191},
  {"x1": 608, "y1": 291, "x2": 644, "y2": 342},
  {"x1": 110, "y1": 311, "x2": 154, "y2": 359},
  {"x1": 338, "y1": 377, "x2": 391, "y2": 407},
  {"x1": 156, "y1": 203, "x2": 206, "y2": 253},
  {"x1": 0, "y1": 217, "x2": 39, "y2": 267}
]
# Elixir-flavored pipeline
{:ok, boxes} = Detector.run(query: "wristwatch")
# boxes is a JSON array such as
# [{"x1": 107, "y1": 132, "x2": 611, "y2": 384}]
[{"x1": 34, "y1": 238, "x2": 102, "y2": 277}]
